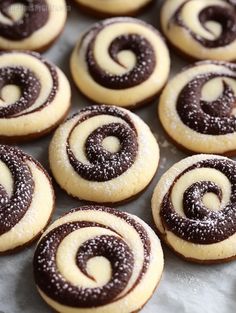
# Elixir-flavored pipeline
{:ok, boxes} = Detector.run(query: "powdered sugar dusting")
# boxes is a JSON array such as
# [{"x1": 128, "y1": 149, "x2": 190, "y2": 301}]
[{"x1": 33, "y1": 206, "x2": 154, "y2": 308}]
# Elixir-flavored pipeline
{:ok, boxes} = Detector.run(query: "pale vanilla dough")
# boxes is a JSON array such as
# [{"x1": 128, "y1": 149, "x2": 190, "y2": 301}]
[
  {"x1": 161, "y1": 0, "x2": 236, "y2": 61},
  {"x1": 49, "y1": 106, "x2": 160, "y2": 203},
  {"x1": 0, "y1": 51, "x2": 71, "y2": 140}
]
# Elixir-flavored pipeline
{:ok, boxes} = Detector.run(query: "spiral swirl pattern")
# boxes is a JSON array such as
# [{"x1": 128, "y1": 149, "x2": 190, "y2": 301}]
[
  {"x1": 152, "y1": 154, "x2": 236, "y2": 262},
  {"x1": 49, "y1": 105, "x2": 159, "y2": 203},
  {"x1": 0, "y1": 145, "x2": 34, "y2": 235},
  {"x1": 73, "y1": 0, "x2": 152, "y2": 16},
  {"x1": 0, "y1": 51, "x2": 71, "y2": 141},
  {"x1": 161, "y1": 0, "x2": 236, "y2": 61},
  {"x1": 34, "y1": 206, "x2": 163, "y2": 313},
  {"x1": 0, "y1": 145, "x2": 54, "y2": 254},
  {"x1": 159, "y1": 61, "x2": 236, "y2": 154},
  {"x1": 71, "y1": 17, "x2": 170, "y2": 108},
  {"x1": 66, "y1": 106, "x2": 138, "y2": 182},
  {"x1": 0, "y1": 0, "x2": 67, "y2": 51},
  {"x1": 0, "y1": 0, "x2": 48, "y2": 40}
]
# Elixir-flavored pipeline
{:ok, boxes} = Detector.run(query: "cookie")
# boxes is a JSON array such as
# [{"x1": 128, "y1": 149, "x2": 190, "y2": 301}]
[
  {"x1": 0, "y1": 145, "x2": 54, "y2": 254},
  {"x1": 49, "y1": 105, "x2": 159, "y2": 204},
  {"x1": 158, "y1": 61, "x2": 236, "y2": 155},
  {"x1": 161, "y1": 0, "x2": 236, "y2": 61},
  {"x1": 0, "y1": 51, "x2": 71, "y2": 143},
  {"x1": 34, "y1": 205, "x2": 164, "y2": 313},
  {"x1": 0, "y1": 0, "x2": 67, "y2": 51},
  {"x1": 152, "y1": 154, "x2": 236, "y2": 264},
  {"x1": 73, "y1": 0, "x2": 152, "y2": 17},
  {"x1": 71, "y1": 17, "x2": 170, "y2": 108}
]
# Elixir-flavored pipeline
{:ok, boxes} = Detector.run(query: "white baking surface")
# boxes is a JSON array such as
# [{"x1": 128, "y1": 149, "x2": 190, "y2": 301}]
[{"x1": 0, "y1": 1, "x2": 236, "y2": 313}]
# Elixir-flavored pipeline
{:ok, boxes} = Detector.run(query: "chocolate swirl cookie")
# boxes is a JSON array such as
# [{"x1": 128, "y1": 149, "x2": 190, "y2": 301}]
[
  {"x1": 0, "y1": 51, "x2": 71, "y2": 142},
  {"x1": 34, "y1": 206, "x2": 164, "y2": 313},
  {"x1": 152, "y1": 154, "x2": 236, "y2": 263},
  {"x1": 0, "y1": 0, "x2": 67, "y2": 51},
  {"x1": 158, "y1": 61, "x2": 236, "y2": 155},
  {"x1": 0, "y1": 145, "x2": 54, "y2": 254},
  {"x1": 49, "y1": 105, "x2": 159, "y2": 203},
  {"x1": 73, "y1": 0, "x2": 152, "y2": 16},
  {"x1": 71, "y1": 17, "x2": 170, "y2": 108},
  {"x1": 161, "y1": 0, "x2": 236, "y2": 61}
]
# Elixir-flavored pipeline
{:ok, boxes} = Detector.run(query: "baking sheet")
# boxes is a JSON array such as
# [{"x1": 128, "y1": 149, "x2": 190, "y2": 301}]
[{"x1": 1, "y1": 1, "x2": 236, "y2": 313}]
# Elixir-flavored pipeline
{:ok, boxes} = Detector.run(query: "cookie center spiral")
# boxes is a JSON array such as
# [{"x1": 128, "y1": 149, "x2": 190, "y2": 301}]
[
  {"x1": 202, "y1": 192, "x2": 221, "y2": 211},
  {"x1": 0, "y1": 3, "x2": 26, "y2": 23},
  {"x1": 172, "y1": 0, "x2": 236, "y2": 47},
  {"x1": 0, "y1": 84, "x2": 21, "y2": 105},
  {"x1": 204, "y1": 20, "x2": 222, "y2": 38},
  {"x1": 0, "y1": 66, "x2": 40, "y2": 117},
  {"x1": 116, "y1": 50, "x2": 136, "y2": 70},
  {"x1": 0, "y1": 52, "x2": 60, "y2": 118},
  {"x1": 67, "y1": 106, "x2": 139, "y2": 182},
  {"x1": 201, "y1": 77, "x2": 226, "y2": 101},
  {"x1": 86, "y1": 25, "x2": 156, "y2": 89},
  {"x1": 0, "y1": 0, "x2": 49, "y2": 40},
  {"x1": 86, "y1": 256, "x2": 112, "y2": 284},
  {"x1": 177, "y1": 67, "x2": 236, "y2": 135},
  {"x1": 161, "y1": 159, "x2": 236, "y2": 244}
]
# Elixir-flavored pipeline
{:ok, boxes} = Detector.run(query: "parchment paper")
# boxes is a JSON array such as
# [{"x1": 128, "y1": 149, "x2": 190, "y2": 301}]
[{"x1": 0, "y1": 1, "x2": 236, "y2": 313}]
